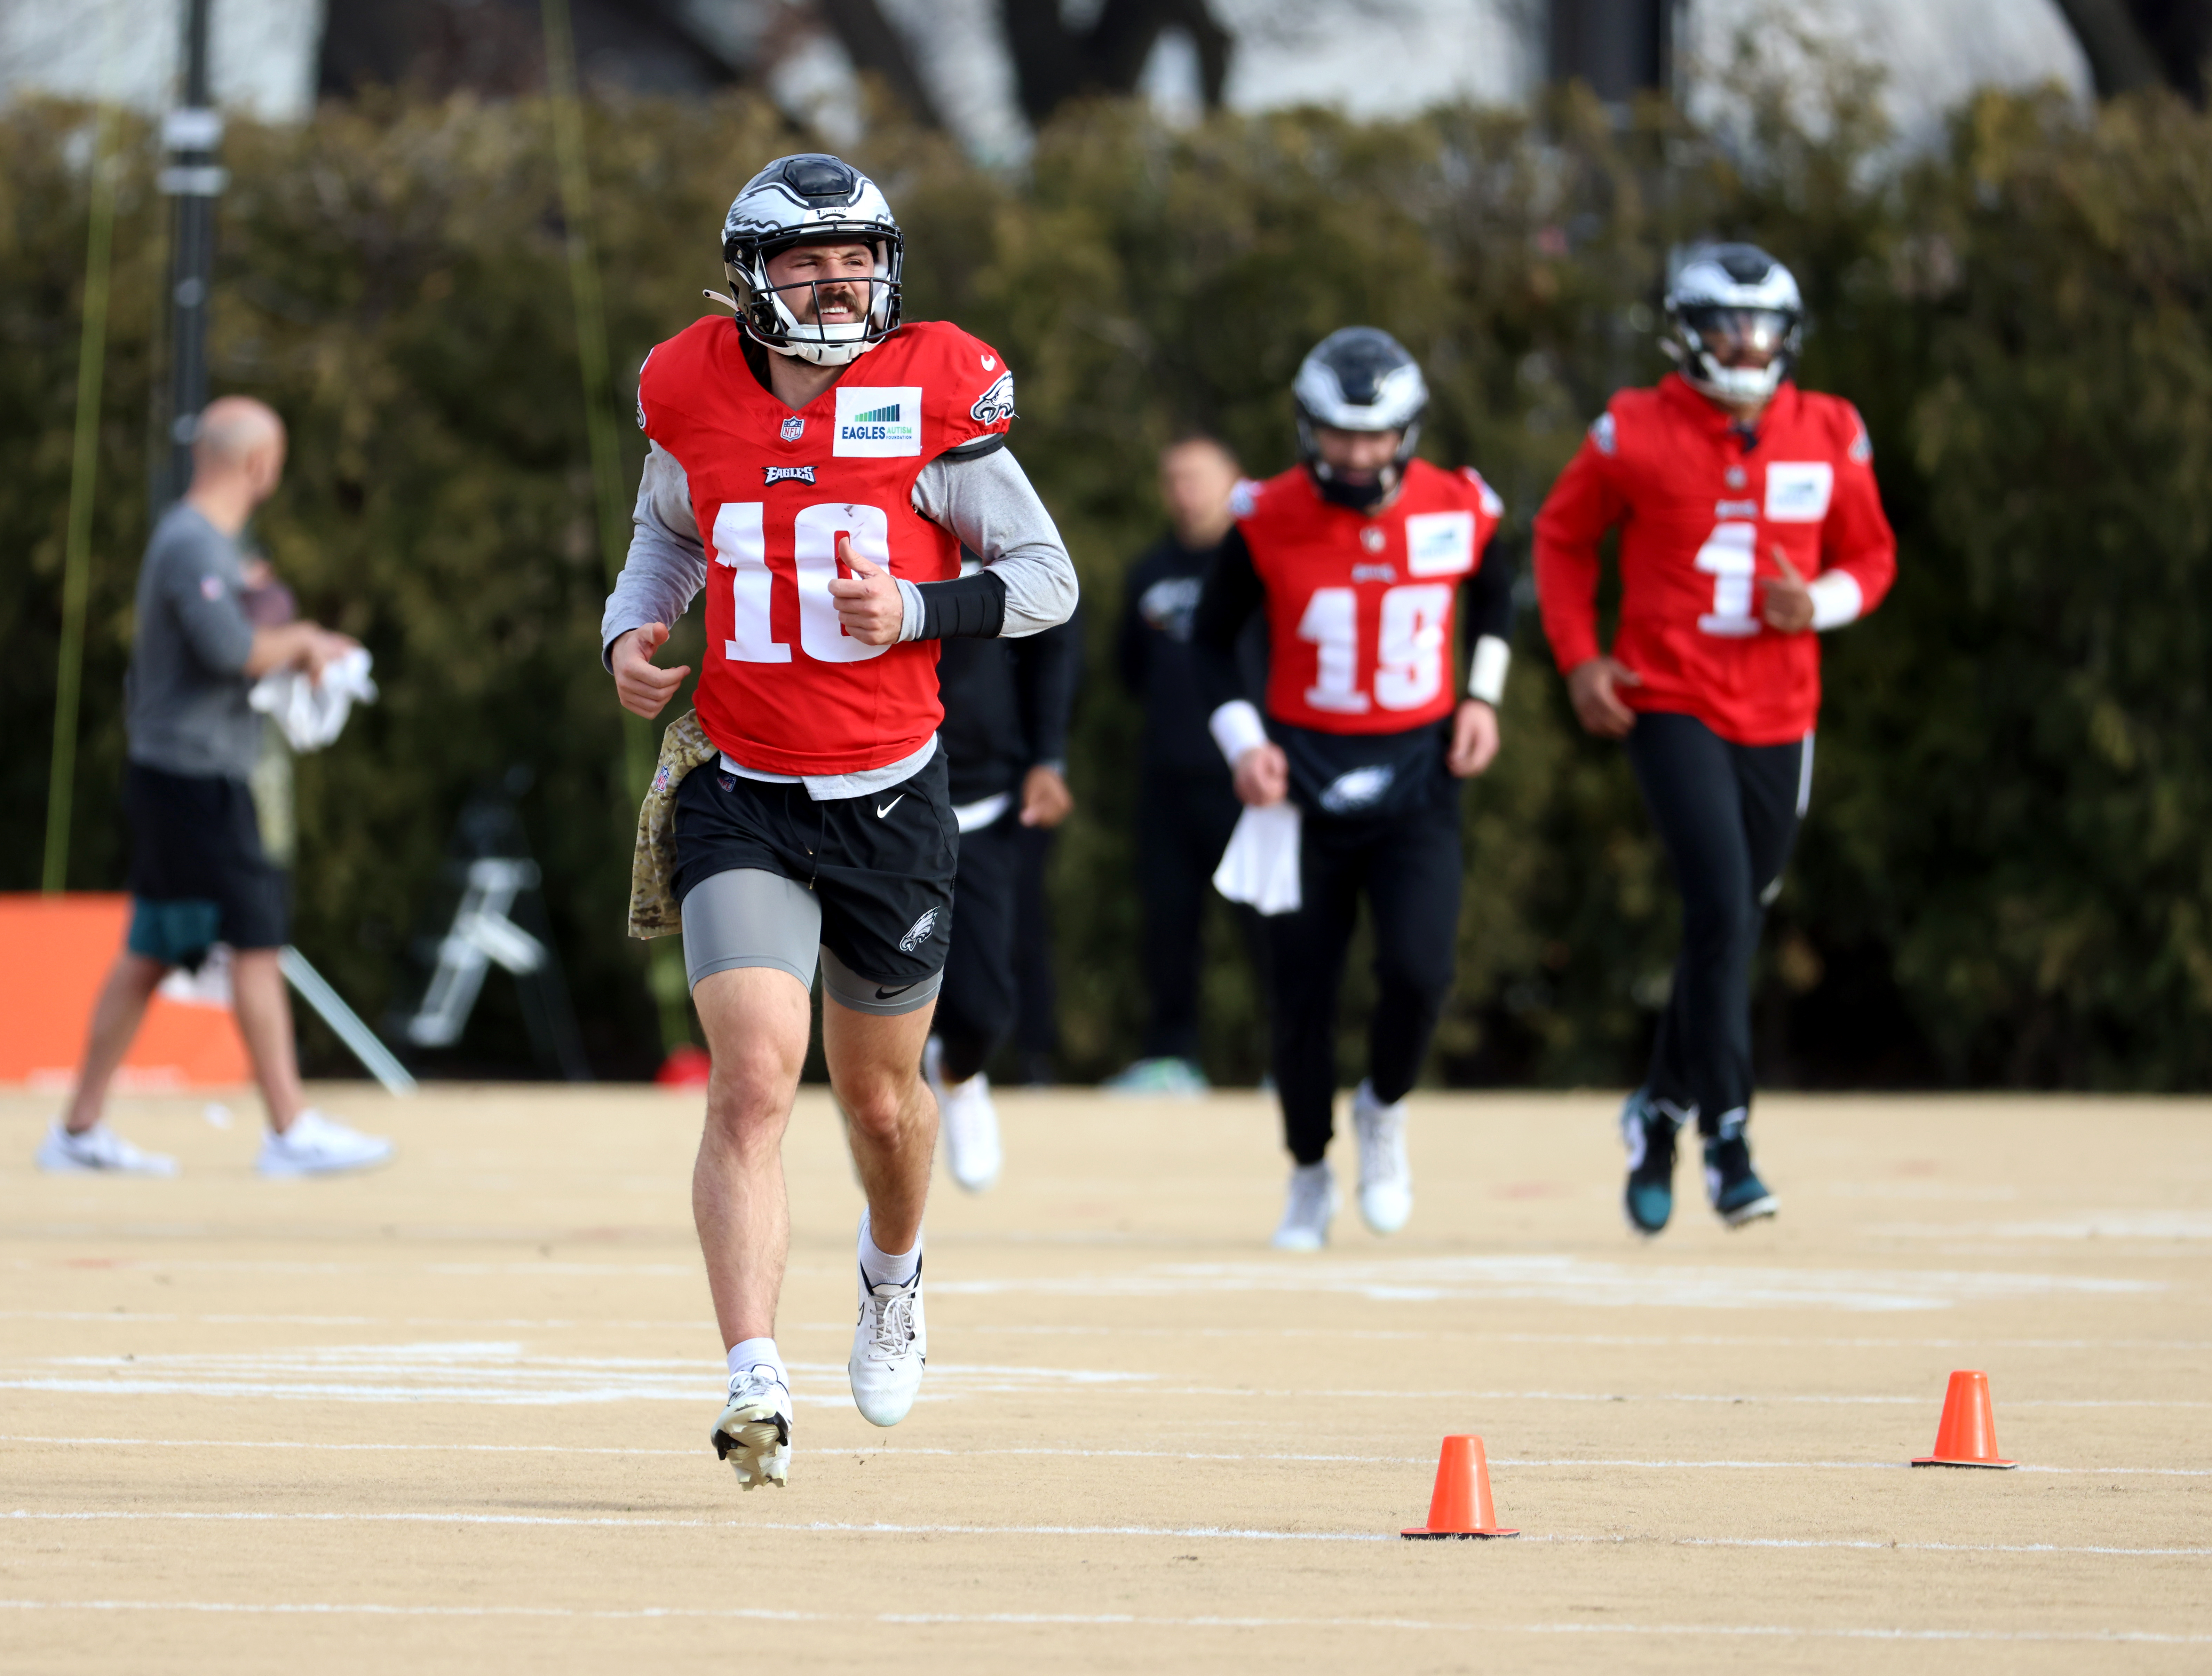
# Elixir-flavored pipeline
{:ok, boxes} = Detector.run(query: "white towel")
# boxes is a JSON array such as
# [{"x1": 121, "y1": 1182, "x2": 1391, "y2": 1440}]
[
  {"x1": 250, "y1": 647, "x2": 379, "y2": 752},
  {"x1": 1212, "y1": 800, "x2": 1303, "y2": 915}
]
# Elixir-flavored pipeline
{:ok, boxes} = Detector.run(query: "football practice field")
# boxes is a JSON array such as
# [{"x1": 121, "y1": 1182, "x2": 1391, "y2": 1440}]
[{"x1": 3, "y1": 1085, "x2": 2207, "y2": 1673}]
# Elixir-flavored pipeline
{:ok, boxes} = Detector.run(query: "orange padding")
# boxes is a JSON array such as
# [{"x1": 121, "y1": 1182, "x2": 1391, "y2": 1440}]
[{"x1": 0, "y1": 894, "x2": 251, "y2": 1089}]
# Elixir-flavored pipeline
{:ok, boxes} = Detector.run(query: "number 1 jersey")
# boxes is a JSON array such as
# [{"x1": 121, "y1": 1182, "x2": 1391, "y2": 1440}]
[
  {"x1": 637, "y1": 316, "x2": 1018, "y2": 775},
  {"x1": 1531, "y1": 373, "x2": 1897, "y2": 746}
]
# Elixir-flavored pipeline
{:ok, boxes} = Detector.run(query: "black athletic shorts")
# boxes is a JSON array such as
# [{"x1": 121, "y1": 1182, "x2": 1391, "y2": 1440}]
[
  {"x1": 123, "y1": 760, "x2": 289, "y2": 957},
  {"x1": 671, "y1": 746, "x2": 958, "y2": 989}
]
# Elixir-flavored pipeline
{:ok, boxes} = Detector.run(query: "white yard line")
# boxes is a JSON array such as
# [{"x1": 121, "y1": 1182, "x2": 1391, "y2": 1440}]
[
  {"x1": 1, "y1": 1598, "x2": 2208, "y2": 1642},
  {"x1": 7, "y1": 1509, "x2": 2209, "y2": 1558},
  {"x1": 8, "y1": 1436, "x2": 2210, "y2": 1476}
]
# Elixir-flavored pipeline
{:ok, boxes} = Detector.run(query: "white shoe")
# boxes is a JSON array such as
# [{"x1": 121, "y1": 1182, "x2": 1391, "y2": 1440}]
[
  {"x1": 847, "y1": 1248, "x2": 927, "y2": 1428},
  {"x1": 1351, "y1": 1079, "x2": 1412, "y2": 1235},
  {"x1": 926, "y1": 1036, "x2": 1001, "y2": 1193},
  {"x1": 1271, "y1": 1160, "x2": 1338, "y2": 1251},
  {"x1": 256, "y1": 1109, "x2": 393, "y2": 1178},
  {"x1": 711, "y1": 1364, "x2": 792, "y2": 1491},
  {"x1": 35, "y1": 1119, "x2": 178, "y2": 1177}
]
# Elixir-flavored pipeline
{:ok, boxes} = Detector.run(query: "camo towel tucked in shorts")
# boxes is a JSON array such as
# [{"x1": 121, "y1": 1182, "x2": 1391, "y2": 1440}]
[{"x1": 628, "y1": 710, "x2": 718, "y2": 939}]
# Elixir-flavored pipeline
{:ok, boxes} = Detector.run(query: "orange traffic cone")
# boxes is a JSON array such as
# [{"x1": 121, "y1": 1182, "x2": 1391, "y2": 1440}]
[
  {"x1": 1402, "y1": 1434, "x2": 1518, "y2": 1539},
  {"x1": 1911, "y1": 1370, "x2": 2017, "y2": 1469}
]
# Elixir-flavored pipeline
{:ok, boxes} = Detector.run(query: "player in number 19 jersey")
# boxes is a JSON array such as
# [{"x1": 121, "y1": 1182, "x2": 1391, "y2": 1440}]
[
  {"x1": 1533, "y1": 243, "x2": 1896, "y2": 1236},
  {"x1": 1195, "y1": 328, "x2": 1514, "y2": 1249}
]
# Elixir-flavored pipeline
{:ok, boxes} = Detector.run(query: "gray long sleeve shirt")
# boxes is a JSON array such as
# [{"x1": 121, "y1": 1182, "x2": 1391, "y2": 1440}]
[
  {"x1": 125, "y1": 503, "x2": 261, "y2": 780},
  {"x1": 600, "y1": 441, "x2": 1078, "y2": 797}
]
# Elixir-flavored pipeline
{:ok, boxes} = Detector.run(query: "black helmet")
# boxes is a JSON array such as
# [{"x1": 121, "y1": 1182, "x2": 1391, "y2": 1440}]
[
  {"x1": 1662, "y1": 243, "x2": 1803, "y2": 406},
  {"x1": 720, "y1": 153, "x2": 903, "y2": 367},
  {"x1": 1292, "y1": 327, "x2": 1428, "y2": 512}
]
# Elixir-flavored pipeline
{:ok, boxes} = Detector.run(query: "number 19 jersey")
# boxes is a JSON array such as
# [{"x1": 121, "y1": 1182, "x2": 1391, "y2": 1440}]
[
  {"x1": 1238, "y1": 459, "x2": 1505, "y2": 735},
  {"x1": 637, "y1": 316, "x2": 1018, "y2": 776}
]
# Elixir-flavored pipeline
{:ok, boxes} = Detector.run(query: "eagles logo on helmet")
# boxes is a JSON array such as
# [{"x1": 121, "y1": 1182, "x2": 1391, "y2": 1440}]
[
  {"x1": 1662, "y1": 243, "x2": 1804, "y2": 408},
  {"x1": 712, "y1": 152, "x2": 904, "y2": 368},
  {"x1": 1291, "y1": 327, "x2": 1429, "y2": 513}
]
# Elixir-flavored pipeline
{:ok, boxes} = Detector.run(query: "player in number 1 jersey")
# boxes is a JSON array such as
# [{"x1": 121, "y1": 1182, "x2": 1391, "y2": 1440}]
[
  {"x1": 601, "y1": 154, "x2": 1076, "y2": 1488},
  {"x1": 1194, "y1": 328, "x2": 1514, "y2": 1249},
  {"x1": 1533, "y1": 244, "x2": 1896, "y2": 1236}
]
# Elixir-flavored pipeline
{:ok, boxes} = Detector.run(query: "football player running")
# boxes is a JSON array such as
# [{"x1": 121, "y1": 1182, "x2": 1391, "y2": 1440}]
[
  {"x1": 1532, "y1": 244, "x2": 1896, "y2": 1236},
  {"x1": 1194, "y1": 329, "x2": 1513, "y2": 1249},
  {"x1": 602, "y1": 155, "x2": 1076, "y2": 1487}
]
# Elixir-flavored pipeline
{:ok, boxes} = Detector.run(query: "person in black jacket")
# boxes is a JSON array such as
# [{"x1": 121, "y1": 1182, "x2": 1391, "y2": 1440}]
[
  {"x1": 1103, "y1": 435, "x2": 1265, "y2": 1096},
  {"x1": 925, "y1": 597, "x2": 1081, "y2": 1190}
]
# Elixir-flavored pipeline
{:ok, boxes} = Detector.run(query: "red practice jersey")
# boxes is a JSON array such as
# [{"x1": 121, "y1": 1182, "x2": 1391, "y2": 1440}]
[
  {"x1": 1532, "y1": 373, "x2": 1897, "y2": 745},
  {"x1": 1238, "y1": 459, "x2": 1505, "y2": 735},
  {"x1": 637, "y1": 316, "x2": 1018, "y2": 775}
]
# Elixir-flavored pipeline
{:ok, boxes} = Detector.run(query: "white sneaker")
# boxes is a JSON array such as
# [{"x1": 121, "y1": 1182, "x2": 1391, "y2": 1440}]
[
  {"x1": 847, "y1": 1249, "x2": 927, "y2": 1428},
  {"x1": 1271, "y1": 1160, "x2": 1338, "y2": 1251},
  {"x1": 35, "y1": 1119, "x2": 178, "y2": 1177},
  {"x1": 711, "y1": 1364, "x2": 792, "y2": 1491},
  {"x1": 926, "y1": 1036, "x2": 1001, "y2": 1193},
  {"x1": 256, "y1": 1109, "x2": 393, "y2": 1178},
  {"x1": 1351, "y1": 1079, "x2": 1413, "y2": 1235}
]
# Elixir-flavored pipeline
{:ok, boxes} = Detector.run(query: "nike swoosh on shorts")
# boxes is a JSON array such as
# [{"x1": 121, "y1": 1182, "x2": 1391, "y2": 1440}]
[{"x1": 876, "y1": 795, "x2": 904, "y2": 818}]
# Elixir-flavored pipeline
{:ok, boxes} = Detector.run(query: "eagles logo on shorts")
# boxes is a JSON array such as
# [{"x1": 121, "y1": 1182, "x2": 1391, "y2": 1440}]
[{"x1": 898, "y1": 907, "x2": 940, "y2": 954}]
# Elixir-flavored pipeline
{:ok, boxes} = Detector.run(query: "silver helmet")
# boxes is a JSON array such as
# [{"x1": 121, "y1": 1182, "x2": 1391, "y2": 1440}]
[
  {"x1": 1292, "y1": 327, "x2": 1428, "y2": 512},
  {"x1": 720, "y1": 153, "x2": 902, "y2": 367},
  {"x1": 1663, "y1": 243, "x2": 1803, "y2": 407}
]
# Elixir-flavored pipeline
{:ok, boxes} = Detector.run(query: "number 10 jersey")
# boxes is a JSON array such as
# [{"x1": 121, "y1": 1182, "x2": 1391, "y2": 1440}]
[{"x1": 637, "y1": 315, "x2": 1017, "y2": 776}]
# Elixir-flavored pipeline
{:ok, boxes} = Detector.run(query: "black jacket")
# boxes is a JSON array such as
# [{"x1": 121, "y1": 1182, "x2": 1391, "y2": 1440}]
[{"x1": 936, "y1": 606, "x2": 1082, "y2": 807}]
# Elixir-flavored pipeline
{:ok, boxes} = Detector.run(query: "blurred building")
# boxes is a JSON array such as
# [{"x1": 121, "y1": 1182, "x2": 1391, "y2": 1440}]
[{"x1": 1, "y1": 0, "x2": 2092, "y2": 153}]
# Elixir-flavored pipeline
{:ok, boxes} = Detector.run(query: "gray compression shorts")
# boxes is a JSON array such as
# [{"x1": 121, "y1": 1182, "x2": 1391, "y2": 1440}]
[{"x1": 680, "y1": 868, "x2": 943, "y2": 1017}]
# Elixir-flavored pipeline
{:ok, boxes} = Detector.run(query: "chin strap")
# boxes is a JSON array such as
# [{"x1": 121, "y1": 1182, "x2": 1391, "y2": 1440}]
[{"x1": 702, "y1": 288, "x2": 742, "y2": 314}]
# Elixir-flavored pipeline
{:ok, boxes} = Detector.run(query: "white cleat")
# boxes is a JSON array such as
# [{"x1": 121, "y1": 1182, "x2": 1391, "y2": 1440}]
[
  {"x1": 255, "y1": 1109, "x2": 393, "y2": 1178},
  {"x1": 926, "y1": 1036, "x2": 1001, "y2": 1193},
  {"x1": 847, "y1": 1255, "x2": 927, "y2": 1428},
  {"x1": 35, "y1": 1119, "x2": 178, "y2": 1177},
  {"x1": 1350, "y1": 1079, "x2": 1413, "y2": 1235},
  {"x1": 711, "y1": 1365, "x2": 792, "y2": 1491},
  {"x1": 1271, "y1": 1160, "x2": 1338, "y2": 1251}
]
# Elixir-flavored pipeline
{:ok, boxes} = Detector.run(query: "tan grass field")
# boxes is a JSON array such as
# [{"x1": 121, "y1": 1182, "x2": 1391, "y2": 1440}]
[{"x1": 2, "y1": 1085, "x2": 2207, "y2": 1673}]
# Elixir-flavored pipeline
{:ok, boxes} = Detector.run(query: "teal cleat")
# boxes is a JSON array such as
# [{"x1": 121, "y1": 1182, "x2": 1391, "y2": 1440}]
[
  {"x1": 1620, "y1": 1089, "x2": 1679, "y2": 1236},
  {"x1": 1705, "y1": 1135, "x2": 1779, "y2": 1226}
]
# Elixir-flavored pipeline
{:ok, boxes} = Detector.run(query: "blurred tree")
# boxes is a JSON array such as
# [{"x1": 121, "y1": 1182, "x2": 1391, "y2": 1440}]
[
  {"x1": 999, "y1": 0, "x2": 1230, "y2": 124},
  {"x1": 2052, "y1": 0, "x2": 2212, "y2": 102}
]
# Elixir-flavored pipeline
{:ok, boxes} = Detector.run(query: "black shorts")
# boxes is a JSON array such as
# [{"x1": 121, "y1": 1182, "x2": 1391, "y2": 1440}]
[
  {"x1": 672, "y1": 747, "x2": 958, "y2": 989},
  {"x1": 123, "y1": 760, "x2": 289, "y2": 957}
]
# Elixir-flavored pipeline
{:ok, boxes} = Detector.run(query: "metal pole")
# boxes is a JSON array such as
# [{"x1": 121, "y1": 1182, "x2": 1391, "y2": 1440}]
[
  {"x1": 42, "y1": 15, "x2": 126, "y2": 894},
  {"x1": 281, "y1": 947, "x2": 420, "y2": 1096},
  {"x1": 159, "y1": 0, "x2": 224, "y2": 507},
  {"x1": 540, "y1": 0, "x2": 696, "y2": 1057}
]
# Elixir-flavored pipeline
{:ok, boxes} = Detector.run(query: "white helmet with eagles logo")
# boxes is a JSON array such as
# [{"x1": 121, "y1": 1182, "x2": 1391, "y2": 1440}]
[
  {"x1": 1663, "y1": 243, "x2": 1803, "y2": 407},
  {"x1": 718, "y1": 153, "x2": 902, "y2": 367}
]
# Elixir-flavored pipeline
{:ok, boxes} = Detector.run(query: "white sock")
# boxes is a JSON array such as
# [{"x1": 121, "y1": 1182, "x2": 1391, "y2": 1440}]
[
  {"x1": 858, "y1": 1212, "x2": 921, "y2": 1290},
  {"x1": 727, "y1": 1338, "x2": 785, "y2": 1388}
]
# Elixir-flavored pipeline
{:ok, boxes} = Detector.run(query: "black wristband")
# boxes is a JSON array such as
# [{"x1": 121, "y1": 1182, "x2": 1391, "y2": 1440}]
[{"x1": 917, "y1": 570, "x2": 1008, "y2": 640}]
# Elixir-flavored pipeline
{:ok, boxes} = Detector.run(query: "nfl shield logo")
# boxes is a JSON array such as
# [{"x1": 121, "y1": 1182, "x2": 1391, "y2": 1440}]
[{"x1": 780, "y1": 415, "x2": 804, "y2": 442}]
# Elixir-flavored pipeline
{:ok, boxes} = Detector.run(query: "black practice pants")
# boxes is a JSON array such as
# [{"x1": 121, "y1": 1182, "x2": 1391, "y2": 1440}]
[
  {"x1": 934, "y1": 810, "x2": 1022, "y2": 1084},
  {"x1": 1268, "y1": 802, "x2": 1462, "y2": 1167},
  {"x1": 1625, "y1": 710, "x2": 1811, "y2": 1139},
  {"x1": 1136, "y1": 767, "x2": 1256, "y2": 1061}
]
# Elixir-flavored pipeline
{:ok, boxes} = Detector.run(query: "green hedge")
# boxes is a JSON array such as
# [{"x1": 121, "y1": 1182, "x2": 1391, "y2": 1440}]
[{"x1": 6, "y1": 68, "x2": 2211, "y2": 1088}]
